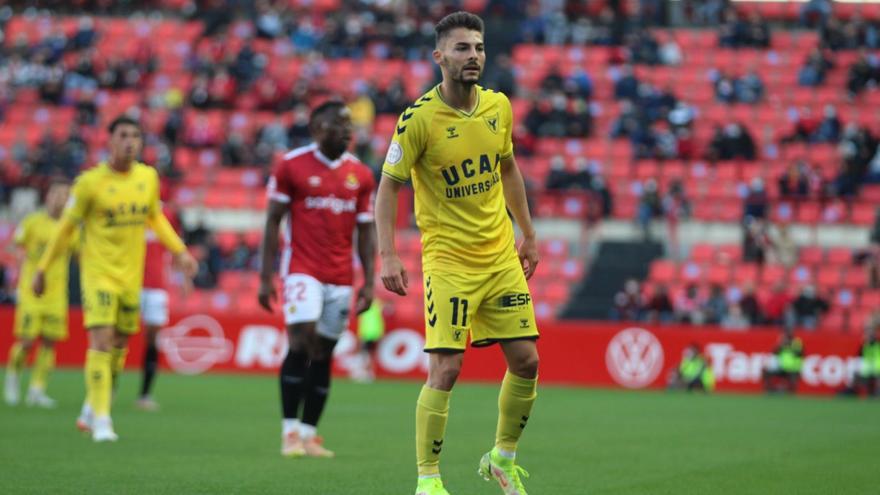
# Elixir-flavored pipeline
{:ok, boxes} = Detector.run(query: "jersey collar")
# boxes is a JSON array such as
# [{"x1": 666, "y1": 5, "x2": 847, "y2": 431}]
[
  {"x1": 312, "y1": 144, "x2": 345, "y2": 170},
  {"x1": 434, "y1": 84, "x2": 481, "y2": 117}
]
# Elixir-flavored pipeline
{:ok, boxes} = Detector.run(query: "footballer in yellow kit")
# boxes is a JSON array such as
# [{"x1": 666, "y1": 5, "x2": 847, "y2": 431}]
[
  {"x1": 5, "y1": 180, "x2": 76, "y2": 408},
  {"x1": 34, "y1": 115, "x2": 197, "y2": 442},
  {"x1": 375, "y1": 12, "x2": 540, "y2": 495},
  {"x1": 380, "y1": 84, "x2": 537, "y2": 351}
]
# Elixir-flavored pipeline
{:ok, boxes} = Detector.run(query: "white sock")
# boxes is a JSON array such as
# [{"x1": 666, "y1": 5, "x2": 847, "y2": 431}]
[
  {"x1": 495, "y1": 447, "x2": 516, "y2": 460},
  {"x1": 418, "y1": 475, "x2": 441, "y2": 480},
  {"x1": 282, "y1": 419, "x2": 301, "y2": 437},
  {"x1": 299, "y1": 423, "x2": 317, "y2": 440},
  {"x1": 80, "y1": 402, "x2": 93, "y2": 419}
]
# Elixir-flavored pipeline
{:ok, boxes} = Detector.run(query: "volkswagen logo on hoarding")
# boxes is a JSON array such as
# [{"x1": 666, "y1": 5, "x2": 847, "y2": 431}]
[
  {"x1": 157, "y1": 315, "x2": 234, "y2": 375},
  {"x1": 605, "y1": 327, "x2": 664, "y2": 389}
]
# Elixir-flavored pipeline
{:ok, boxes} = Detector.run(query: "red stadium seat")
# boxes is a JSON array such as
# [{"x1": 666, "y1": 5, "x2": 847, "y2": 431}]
[
  {"x1": 826, "y1": 247, "x2": 852, "y2": 266},
  {"x1": 649, "y1": 260, "x2": 677, "y2": 284}
]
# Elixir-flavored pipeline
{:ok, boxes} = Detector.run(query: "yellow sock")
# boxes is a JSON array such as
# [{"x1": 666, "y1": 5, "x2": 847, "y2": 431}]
[
  {"x1": 7, "y1": 343, "x2": 27, "y2": 374},
  {"x1": 110, "y1": 347, "x2": 129, "y2": 387},
  {"x1": 85, "y1": 350, "x2": 112, "y2": 417},
  {"x1": 495, "y1": 371, "x2": 538, "y2": 453},
  {"x1": 415, "y1": 386, "x2": 451, "y2": 477},
  {"x1": 29, "y1": 347, "x2": 56, "y2": 391}
]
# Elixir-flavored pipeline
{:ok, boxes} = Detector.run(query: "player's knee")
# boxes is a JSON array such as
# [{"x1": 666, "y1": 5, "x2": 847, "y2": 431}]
[
  {"x1": 428, "y1": 359, "x2": 462, "y2": 390},
  {"x1": 511, "y1": 354, "x2": 539, "y2": 379},
  {"x1": 41, "y1": 339, "x2": 56, "y2": 350},
  {"x1": 19, "y1": 339, "x2": 35, "y2": 351}
]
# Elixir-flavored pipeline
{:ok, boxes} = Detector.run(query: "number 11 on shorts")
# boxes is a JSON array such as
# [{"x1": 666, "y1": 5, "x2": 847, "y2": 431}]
[{"x1": 449, "y1": 297, "x2": 469, "y2": 327}]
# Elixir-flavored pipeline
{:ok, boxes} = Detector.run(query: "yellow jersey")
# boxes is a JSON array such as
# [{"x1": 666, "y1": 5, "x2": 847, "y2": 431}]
[
  {"x1": 63, "y1": 162, "x2": 162, "y2": 290},
  {"x1": 14, "y1": 211, "x2": 77, "y2": 308},
  {"x1": 382, "y1": 85, "x2": 519, "y2": 273}
]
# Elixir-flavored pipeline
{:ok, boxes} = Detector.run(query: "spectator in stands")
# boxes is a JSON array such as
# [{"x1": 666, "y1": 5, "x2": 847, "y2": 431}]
[
  {"x1": 703, "y1": 284, "x2": 728, "y2": 324},
  {"x1": 227, "y1": 234, "x2": 254, "y2": 270},
  {"x1": 544, "y1": 155, "x2": 571, "y2": 191},
  {"x1": 718, "y1": 9, "x2": 748, "y2": 48},
  {"x1": 193, "y1": 233, "x2": 223, "y2": 289},
  {"x1": 735, "y1": 69, "x2": 765, "y2": 104},
  {"x1": 610, "y1": 99, "x2": 641, "y2": 138},
  {"x1": 659, "y1": 33, "x2": 683, "y2": 66},
  {"x1": 189, "y1": 74, "x2": 211, "y2": 109},
  {"x1": 813, "y1": 105, "x2": 842, "y2": 143},
  {"x1": 645, "y1": 283, "x2": 674, "y2": 323},
  {"x1": 787, "y1": 285, "x2": 830, "y2": 331},
  {"x1": 626, "y1": 30, "x2": 660, "y2": 65},
  {"x1": 802, "y1": 0, "x2": 832, "y2": 28},
  {"x1": 254, "y1": 0, "x2": 284, "y2": 39},
  {"x1": 484, "y1": 54, "x2": 516, "y2": 96},
  {"x1": 846, "y1": 51, "x2": 879, "y2": 99},
  {"x1": 590, "y1": 176, "x2": 613, "y2": 218},
  {"x1": 712, "y1": 70, "x2": 737, "y2": 104},
  {"x1": 287, "y1": 105, "x2": 311, "y2": 149},
  {"x1": 614, "y1": 65, "x2": 640, "y2": 100},
  {"x1": 663, "y1": 179, "x2": 690, "y2": 255},
  {"x1": 744, "y1": 12, "x2": 771, "y2": 48},
  {"x1": 637, "y1": 179, "x2": 662, "y2": 241},
  {"x1": 611, "y1": 279, "x2": 644, "y2": 321},
  {"x1": 721, "y1": 303, "x2": 751, "y2": 330},
  {"x1": 668, "y1": 101, "x2": 695, "y2": 131},
  {"x1": 221, "y1": 132, "x2": 250, "y2": 167},
  {"x1": 742, "y1": 178, "x2": 767, "y2": 220},
  {"x1": 738, "y1": 283, "x2": 763, "y2": 324},
  {"x1": 675, "y1": 284, "x2": 706, "y2": 325},
  {"x1": 770, "y1": 225, "x2": 798, "y2": 268},
  {"x1": 778, "y1": 161, "x2": 810, "y2": 199},
  {"x1": 798, "y1": 48, "x2": 834, "y2": 87},
  {"x1": 763, "y1": 282, "x2": 791, "y2": 325},
  {"x1": 743, "y1": 216, "x2": 772, "y2": 264}
]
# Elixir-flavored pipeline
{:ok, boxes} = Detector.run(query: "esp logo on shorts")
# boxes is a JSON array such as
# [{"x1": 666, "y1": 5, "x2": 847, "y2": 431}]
[{"x1": 499, "y1": 293, "x2": 531, "y2": 308}]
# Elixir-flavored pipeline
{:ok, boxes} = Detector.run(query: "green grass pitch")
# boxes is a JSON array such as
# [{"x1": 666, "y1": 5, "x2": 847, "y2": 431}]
[{"x1": 1, "y1": 370, "x2": 877, "y2": 494}]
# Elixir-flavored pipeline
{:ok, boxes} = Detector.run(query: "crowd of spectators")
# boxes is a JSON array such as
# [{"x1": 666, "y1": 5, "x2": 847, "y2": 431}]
[{"x1": 612, "y1": 276, "x2": 835, "y2": 332}]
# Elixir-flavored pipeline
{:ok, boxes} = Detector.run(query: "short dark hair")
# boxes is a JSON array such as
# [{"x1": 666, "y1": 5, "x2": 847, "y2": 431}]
[
  {"x1": 309, "y1": 100, "x2": 346, "y2": 127},
  {"x1": 107, "y1": 114, "x2": 141, "y2": 134},
  {"x1": 435, "y1": 11, "x2": 484, "y2": 46}
]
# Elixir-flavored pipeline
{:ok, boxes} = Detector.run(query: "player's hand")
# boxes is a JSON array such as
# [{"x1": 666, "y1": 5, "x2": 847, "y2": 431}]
[
  {"x1": 32, "y1": 271, "x2": 46, "y2": 297},
  {"x1": 518, "y1": 235, "x2": 539, "y2": 280},
  {"x1": 172, "y1": 251, "x2": 198, "y2": 278},
  {"x1": 258, "y1": 279, "x2": 277, "y2": 313},
  {"x1": 380, "y1": 254, "x2": 408, "y2": 296},
  {"x1": 355, "y1": 285, "x2": 374, "y2": 314}
]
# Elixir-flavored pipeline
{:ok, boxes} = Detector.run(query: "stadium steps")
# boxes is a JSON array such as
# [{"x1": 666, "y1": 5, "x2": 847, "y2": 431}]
[{"x1": 561, "y1": 240, "x2": 664, "y2": 320}]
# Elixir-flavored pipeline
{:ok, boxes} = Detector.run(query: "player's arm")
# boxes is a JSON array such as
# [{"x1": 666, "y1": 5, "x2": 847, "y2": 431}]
[
  {"x1": 375, "y1": 176, "x2": 407, "y2": 296},
  {"x1": 355, "y1": 221, "x2": 376, "y2": 313},
  {"x1": 258, "y1": 199, "x2": 287, "y2": 312},
  {"x1": 376, "y1": 107, "x2": 423, "y2": 296},
  {"x1": 32, "y1": 216, "x2": 77, "y2": 296},
  {"x1": 498, "y1": 97, "x2": 539, "y2": 280},
  {"x1": 147, "y1": 208, "x2": 197, "y2": 278}
]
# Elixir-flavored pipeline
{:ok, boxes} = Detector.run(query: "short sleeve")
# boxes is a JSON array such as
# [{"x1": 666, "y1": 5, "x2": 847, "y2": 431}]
[
  {"x1": 381, "y1": 109, "x2": 427, "y2": 183},
  {"x1": 356, "y1": 170, "x2": 376, "y2": 223},
  {"x1": 267, "y1": 160, "x2": 293, "y2": 203},
  {"x1": 500, "y1": 95, "x2": 514, "y2": 159},
  {"x1": 65, "y1": 175, "x2": 91, "y2": 222}
]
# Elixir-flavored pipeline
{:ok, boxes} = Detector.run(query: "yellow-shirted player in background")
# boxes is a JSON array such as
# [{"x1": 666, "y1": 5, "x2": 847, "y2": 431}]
[
  {"x1": 375, "y1": 12, "x2": 540, "y2": 495},
  {"x1": 4, "y1": 179, "x2": 76, "y2": 408},
  {"x1": 33, "y1": 115, "x2": 197, "y2": 442}
]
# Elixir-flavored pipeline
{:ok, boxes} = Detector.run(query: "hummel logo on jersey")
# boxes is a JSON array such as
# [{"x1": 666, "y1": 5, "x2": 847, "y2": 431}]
[
  {"x1": 446, "y1": 126, "x2": 459, "y2": 139},
  {"x1": 520, "y1": 318, "x2": 530, "y2": 329},
  {"x1": 453, "y1": 330, "x2": 462, "y2": 342},
  {"x1": 308, "y1": 176, "x2": 321, "y2": 187}
]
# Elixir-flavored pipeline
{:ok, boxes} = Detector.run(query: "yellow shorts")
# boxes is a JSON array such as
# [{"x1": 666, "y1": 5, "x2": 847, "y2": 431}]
[
  {"x1": 423, "y1": 266, "x2": 538, "y2": 352},
  {"x1": 81, "y1": 278, "x2": 140, "y2": 334},
  {"x1": 14, "y1": 303, "x2": 68, "y2": 341}
]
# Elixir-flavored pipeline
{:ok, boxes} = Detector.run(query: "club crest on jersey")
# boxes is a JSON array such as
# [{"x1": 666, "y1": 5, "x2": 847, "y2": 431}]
[
  {"x1": 308, "y1": 176, "x2": 322, "y2": 187},
  {"x1": 345, "y1": 173, "x2": 360, "y2": 190},
  {"x1": 484, "y1": 112, "x2": 499, "y2": 134},
  {"x1": 446, "y1": 126, "x2": 459, "y2": 139}
]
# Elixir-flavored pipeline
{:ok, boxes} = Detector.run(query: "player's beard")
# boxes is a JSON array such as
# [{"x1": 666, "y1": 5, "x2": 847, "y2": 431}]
[{"x1": 456, "y1": 64, "x2": 481, "y2": 86}]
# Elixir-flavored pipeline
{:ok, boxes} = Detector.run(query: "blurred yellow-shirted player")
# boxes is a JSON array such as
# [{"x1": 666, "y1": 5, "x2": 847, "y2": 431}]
[
  {"x1": 34, "y1": 115, "x2": 197, "y2": 442},
  {"x1": 4, "y1": 180, "x2": 76, "y2": 408}
]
